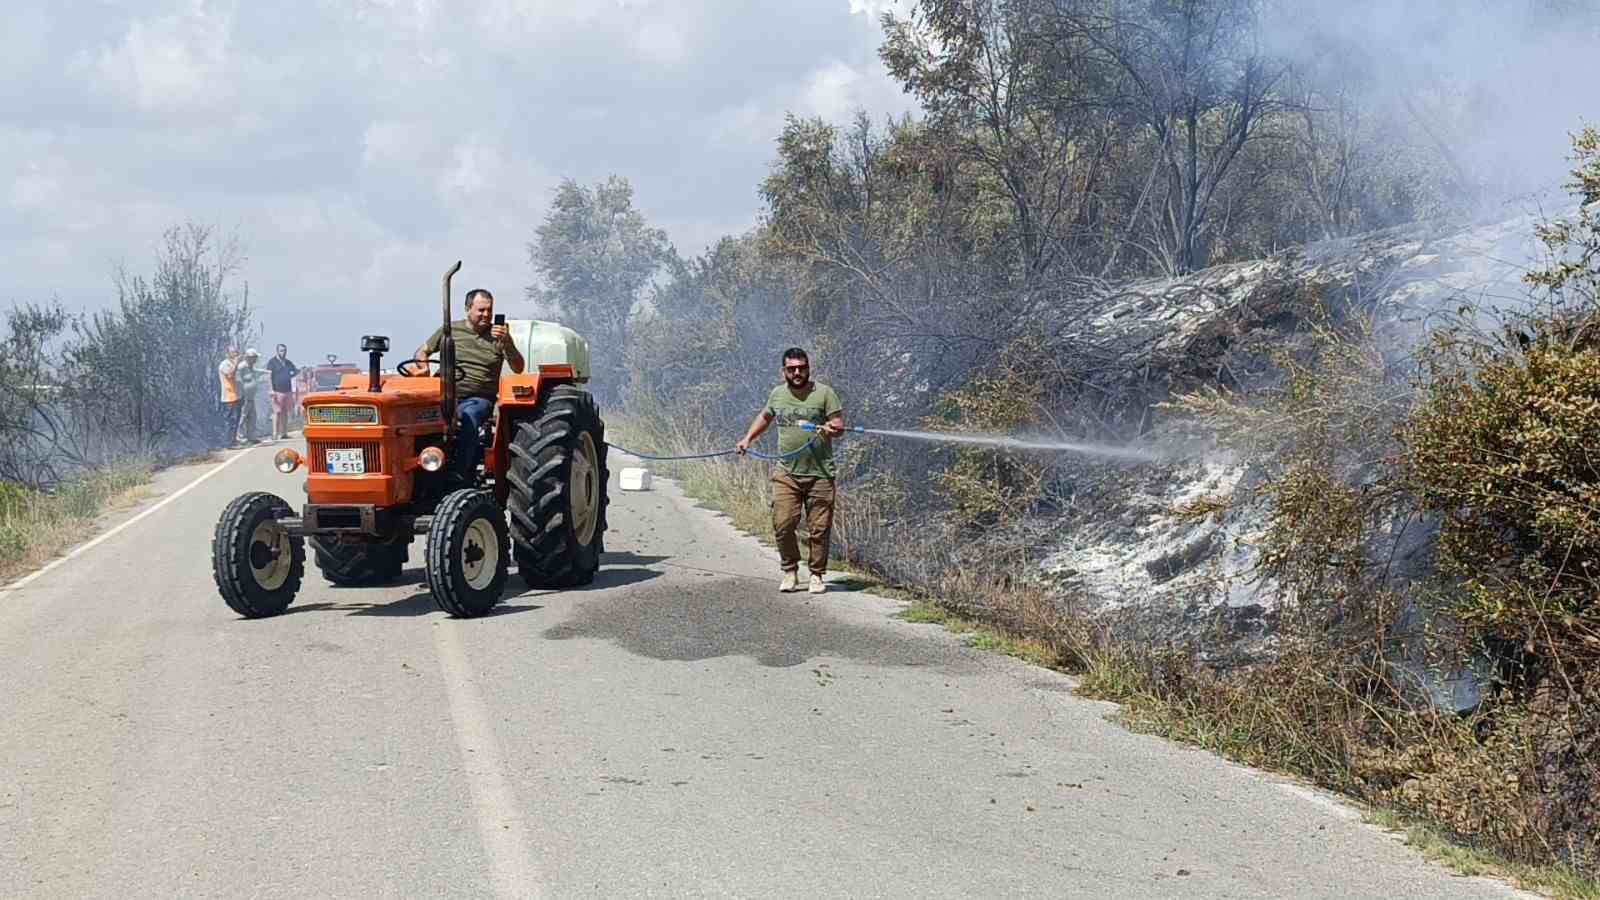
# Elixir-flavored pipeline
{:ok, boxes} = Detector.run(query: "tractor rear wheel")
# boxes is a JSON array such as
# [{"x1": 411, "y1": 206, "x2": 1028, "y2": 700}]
[
  {"x1": 425, "y1": 488, "x2": 509, "y2": 618},
  {"x1": 310, "y1": 537, "x2": 407, "y2": 586},
  {"x1": 213, "y1": 491, "x2": 305, "y2": 619},
  {"x1": 506, "y1": 385, "x2": 609, "y2": 588}
]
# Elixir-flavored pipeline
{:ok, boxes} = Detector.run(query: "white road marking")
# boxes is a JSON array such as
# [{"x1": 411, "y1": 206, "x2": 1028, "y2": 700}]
[
  {"x1": 6, "y1": 442, "x2": 544, "y2": 891},
  {"x1": 433, "y1": 622, "x2": 544, "y2": 899},
  {"x1": 4, "y1": 448, "x2": 257, "y2": 592}
]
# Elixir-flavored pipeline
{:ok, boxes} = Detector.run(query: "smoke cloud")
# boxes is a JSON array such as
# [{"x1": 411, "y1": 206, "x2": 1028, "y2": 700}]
[{"x1": 1266, "y1": 0, "x2": 1600, "y2": 207}]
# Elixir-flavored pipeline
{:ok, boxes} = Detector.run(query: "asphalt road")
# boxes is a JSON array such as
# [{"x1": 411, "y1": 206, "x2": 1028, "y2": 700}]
[{"x1": 0, "y1": 444, "x2": 1526, "y2": 899}]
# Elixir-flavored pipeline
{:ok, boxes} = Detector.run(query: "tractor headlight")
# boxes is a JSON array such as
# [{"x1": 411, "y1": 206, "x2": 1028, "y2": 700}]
[
  {"x1": 273, "y1": 448, "x2": 303, "y2": 473},
  {"x1": 418, "y1": 446, "x2": 447, "y2": 472}
]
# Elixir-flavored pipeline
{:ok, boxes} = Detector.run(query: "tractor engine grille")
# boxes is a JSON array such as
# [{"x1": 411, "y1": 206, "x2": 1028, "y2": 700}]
[
  {"x1": 307, "y1": 404, "x2": 379, "y2": 425},
  {"x1": 307, "y1": 440, "x2": 383, "y2": 474}
]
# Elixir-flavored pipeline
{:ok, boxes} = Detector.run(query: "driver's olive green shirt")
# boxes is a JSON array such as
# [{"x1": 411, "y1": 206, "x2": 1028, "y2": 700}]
[{"x1": 423, "y1": 320, "x2": 503, "y2": 399}]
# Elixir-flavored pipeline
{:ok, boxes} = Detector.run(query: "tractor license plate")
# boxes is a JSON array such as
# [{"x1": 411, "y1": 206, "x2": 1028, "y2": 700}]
[{"x1": 325, "y1": 449, "x2": 365, "y2": 474}]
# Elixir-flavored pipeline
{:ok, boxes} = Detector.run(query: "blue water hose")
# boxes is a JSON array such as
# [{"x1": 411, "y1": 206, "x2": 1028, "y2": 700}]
[
  {"x1": 608, "y1": 422, "x2": 855, "y2": 463},
  {"x1": 608, "y1": 433, "x2": 820, "y2": 463}
]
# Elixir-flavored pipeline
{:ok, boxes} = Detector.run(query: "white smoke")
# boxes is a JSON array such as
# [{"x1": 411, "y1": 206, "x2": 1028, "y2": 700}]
[{"x1": 1267, "y1": 0, "x2": 1600, "y2": 207}]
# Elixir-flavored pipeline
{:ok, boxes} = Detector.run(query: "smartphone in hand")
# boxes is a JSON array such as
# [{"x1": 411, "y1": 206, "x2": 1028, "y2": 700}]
[{"x1": 493, "y1": 313, "x2": 506, "y2": 325}]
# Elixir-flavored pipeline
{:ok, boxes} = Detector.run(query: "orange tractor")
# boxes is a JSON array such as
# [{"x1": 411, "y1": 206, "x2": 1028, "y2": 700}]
[{"x1": 211, "y1": 262, "x2": 609, "y2": 618}]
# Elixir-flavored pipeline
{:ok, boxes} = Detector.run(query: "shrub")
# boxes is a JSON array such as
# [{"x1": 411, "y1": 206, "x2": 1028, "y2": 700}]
[
  {"x1": 1168, "y1": 304, "x2": 1410, "y2": 618},
  {"x1": 926, "y1": 334, "x2": 1051, "y2": 528},
  {"x1": 0, "y1": 481, "x2": 28, "y2": 518},
  {"x1": 1401, "y1": 127, "x2": 1600, "y2": 689},
  {"x1": 1403, "y1": 317, "x2": 1600, "y2": 682}
]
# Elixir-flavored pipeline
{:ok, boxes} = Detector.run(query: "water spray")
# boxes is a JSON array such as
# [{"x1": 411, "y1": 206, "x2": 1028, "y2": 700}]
[
  {"x1": 609, "y1": 421, "x2": 1160, "y2": 468},
  {"x1": 799, "y1": 422, "x2": 1158, "y2": 462}
]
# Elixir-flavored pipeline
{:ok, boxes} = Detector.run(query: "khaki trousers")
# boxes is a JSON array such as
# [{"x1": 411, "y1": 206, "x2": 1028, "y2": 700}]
[{"x1": 772, "y1": 471, "x2": 836, "y2": 576}]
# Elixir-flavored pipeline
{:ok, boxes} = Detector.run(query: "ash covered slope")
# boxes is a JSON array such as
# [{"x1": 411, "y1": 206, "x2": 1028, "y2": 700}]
[{"x1": 1040, "y1": 211, "x2": 1552, "y2": 655}]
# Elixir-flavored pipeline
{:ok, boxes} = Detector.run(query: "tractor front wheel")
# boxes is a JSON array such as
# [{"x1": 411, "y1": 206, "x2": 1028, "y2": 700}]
[
  {"x1": 213, "y1": 491, "x2": 305, "y2": 618},
  {"x1": 311, "y1": 537, "x2": 407, "y2": 586},
  {"x1": 506, "y1": 385, "x2": 609, "y2": 588},
  {"x1": 425, "y1": 488, "x2": 509, "y2": 618}
]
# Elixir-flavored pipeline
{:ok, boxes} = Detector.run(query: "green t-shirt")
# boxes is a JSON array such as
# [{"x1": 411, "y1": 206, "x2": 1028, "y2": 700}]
[
  {"x1": 423, "y1": 320, "x2": 505, "y2": 399},
  {"x1": 766, "y1": 382, "x2": 843, "y2": 478}
]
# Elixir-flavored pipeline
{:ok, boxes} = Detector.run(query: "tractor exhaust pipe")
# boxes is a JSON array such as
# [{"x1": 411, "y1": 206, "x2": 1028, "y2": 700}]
[
  {"x1": 360, "y1": 335, "x2": 391, "y2": 392},
  {"x1": 441, "y1": 260, "x2": 461, "y2": 439},
  {"x1": 367, "y1": 348, "x2": 383, "y2": 393}
]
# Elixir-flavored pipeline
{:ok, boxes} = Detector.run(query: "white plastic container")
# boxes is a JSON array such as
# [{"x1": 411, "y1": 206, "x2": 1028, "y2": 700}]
[{"x1": 619, "y1": 467, "x2": 652, "y2": 491}]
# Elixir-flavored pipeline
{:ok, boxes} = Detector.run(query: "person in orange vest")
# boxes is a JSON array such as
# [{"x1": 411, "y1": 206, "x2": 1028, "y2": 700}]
[{"x1": 218, "y1": 347, "x2": 242, "y2": 445}]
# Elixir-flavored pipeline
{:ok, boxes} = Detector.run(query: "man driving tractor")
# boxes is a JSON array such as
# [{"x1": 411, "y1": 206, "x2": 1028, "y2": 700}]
[
  {"x1": 212, "y1": 261, "x2": 611, "y2": 621},
  {"x1": 416, "y1": 287, "x2": 525, "y2": 482}
]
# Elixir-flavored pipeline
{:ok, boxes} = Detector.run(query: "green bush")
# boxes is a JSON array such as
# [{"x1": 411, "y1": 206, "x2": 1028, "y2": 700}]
[
  {"x1": 1169, "y1": 304, "x2": 1408, "y2": 616},
  {"x1": 1390, "y1": 128, "x2": 1600, "y2": 872},
  {"x1": 926, "y1": 335, "x2": 1051, "y2": 529},
  {"x1": 1401, "y1": 127, "x2": 1600, "y2": 688},
  {"x1": 1403, "y1": 319, "x2": 1600, "y2": 679},
  {"x1": 0, "y1": 520, "x2": 29, "y2": 560},
  {"x1": 0, "y1": 481, "x2": 28, "y2": 518}
]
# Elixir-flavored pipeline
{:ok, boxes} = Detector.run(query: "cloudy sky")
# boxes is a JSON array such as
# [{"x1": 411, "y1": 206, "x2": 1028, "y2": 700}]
[{"x1": 2, "y1": 0, "x2": 915, "y2": 362}]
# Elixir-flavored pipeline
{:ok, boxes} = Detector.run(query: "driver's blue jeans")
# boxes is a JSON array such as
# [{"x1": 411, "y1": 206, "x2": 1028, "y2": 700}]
[{"x1": 454, "y1": 396, "x2": 495, "y2": 481}]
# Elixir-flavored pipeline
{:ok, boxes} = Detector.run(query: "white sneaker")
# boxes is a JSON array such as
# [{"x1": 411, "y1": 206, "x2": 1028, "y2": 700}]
[
  {"x1": 808, "y1": 574, "x2": 825, "y2": 594},
  {"x1": 779, "y1": 570, "x2": 799, "y2": 592}
]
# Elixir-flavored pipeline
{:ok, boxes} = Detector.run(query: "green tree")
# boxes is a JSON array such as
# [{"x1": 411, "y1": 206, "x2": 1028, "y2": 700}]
[
  {"x1": 59, "y1": 224, "x2": 254, "y2": 454},
  {"x1": 1038, "y1": 0, "x2": 1285, "y2": 274},
  {"x1": 0, "y1": 303, "x2": 81, "y2": 485},
  {"x1": 880, "y1": 0, "x2": 1123, "y2": 278},
  {"x1": 527, "y1": 177, "x2": 675, "y2": 402},
  {"x1": 625, "y1": 234, "x2": 801, "y2": 432}
]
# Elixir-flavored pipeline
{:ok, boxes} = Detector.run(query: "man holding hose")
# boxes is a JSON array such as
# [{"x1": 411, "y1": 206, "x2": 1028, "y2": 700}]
[{"x1": 736, "y1": 347, "x2": 845, "y2": 595}]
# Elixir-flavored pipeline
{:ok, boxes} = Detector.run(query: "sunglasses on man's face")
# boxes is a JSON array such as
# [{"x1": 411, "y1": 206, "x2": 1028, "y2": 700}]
[{"x1": 784, "y1": 364, "x2": 809, "y2": 373}]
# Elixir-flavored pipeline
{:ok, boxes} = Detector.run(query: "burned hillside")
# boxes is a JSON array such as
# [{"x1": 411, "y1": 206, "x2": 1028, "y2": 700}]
[{"x1": 1032, "y1": 211, "x2": 1549, "y2": 656}]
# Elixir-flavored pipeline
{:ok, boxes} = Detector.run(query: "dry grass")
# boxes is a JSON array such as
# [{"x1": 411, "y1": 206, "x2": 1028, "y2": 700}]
[
  {"x1": 106, "y1": 484, "x2": 158, "y2": 511},
  {"x1": 866, "y1": 570, "x2": 1600, "y2": 897},
  {"x1": 1365, "y1": 810, "x2": 1600, "y2": 900},
  {"x1": 171, "y1": 449, "x2": 225, "y2": 468},
  {"x1": 0, "y1": 464, "x2": 155, "y2": 583},
  {"x1": 608, "y1": 416, "x2": 775, "y2": 537}
]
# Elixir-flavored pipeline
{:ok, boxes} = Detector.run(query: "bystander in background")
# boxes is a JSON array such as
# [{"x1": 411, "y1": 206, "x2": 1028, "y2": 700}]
[
  {"x1": 218, "y1": 347, "x2": 241, "y2": 445},
  {"x1": 236, "y1": 348, "x2": 262, "y2": 444},
  {"x1": 267, "y1": 343, "x2": 299, "y2": 440}
]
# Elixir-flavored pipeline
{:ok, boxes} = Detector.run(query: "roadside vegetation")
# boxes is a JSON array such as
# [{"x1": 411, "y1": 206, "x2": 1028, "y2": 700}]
[
  {"x1": 586, "y1": 0, "x2": 1600, "y2": 879},
  {"x1": 0, "y1": 223, "x2": 254, "y2": 579},
  {"x1": 0, "y1": 464, "x2": 155, "y2": 582},
  {"x1": 609, "y1": 128, "x2": 1600, "y2": 893}
]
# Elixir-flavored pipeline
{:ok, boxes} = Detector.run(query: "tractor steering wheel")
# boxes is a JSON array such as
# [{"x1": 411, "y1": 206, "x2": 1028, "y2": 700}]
[{"x1": 396, "y1": 358, "x2": 467, "y2": 382}]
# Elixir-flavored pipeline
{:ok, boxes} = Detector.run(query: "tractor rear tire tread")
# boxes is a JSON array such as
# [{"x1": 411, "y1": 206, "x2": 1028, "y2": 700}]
[
  {"x1": 503, "y1": 469, "x2": 532, "y2": 498},
  {"x1": 212, "y1": 491, "x2": 305, "y2": 619},
  {"x1": 506, "y1": 385, "x2": 608, "y2": 589},
  {"x1": 506, "y1": 440, "x2": 536, "y2": 466}
]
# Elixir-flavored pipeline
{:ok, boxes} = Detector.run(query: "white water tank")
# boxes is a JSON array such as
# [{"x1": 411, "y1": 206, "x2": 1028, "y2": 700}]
[
  {"x1": 505, "y1": 319, "x2": 592, "y2": 380},
  {"x1": 619, "y1": 467, "x2": 652, "y2": 491}
]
